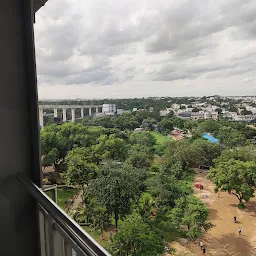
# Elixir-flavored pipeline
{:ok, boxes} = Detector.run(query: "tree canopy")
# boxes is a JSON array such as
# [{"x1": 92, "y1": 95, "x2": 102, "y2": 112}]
[
  {"x1": 89, "y1": 162, "x2": 143, "y2": 229},
  {"x1": 64, "y1": 147, "x2": 99, "y2": 188},
  {"x1": 208, "y1": 159, "x2": 256, "y2": 206},
  {"x1": 110, "y1": 213, "x2": 164, "y2": 256},
  {"x1": 171, "y1": 195, "x2": 211, "y2": 238}
]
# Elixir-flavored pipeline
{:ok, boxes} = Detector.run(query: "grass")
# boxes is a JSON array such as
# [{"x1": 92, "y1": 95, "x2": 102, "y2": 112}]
[
  {"x1": 150, "y1": 131, "x2": 172, "y2": 146},
  {"x1": 83, "y1": 226, "x2": 111, "y2": 248},
  {"x1": 57, "y1": 188, "x2": 77, "y2": 208},
  {"x1": 46, "y1": 187, "x2": 77, "y2": 209}
]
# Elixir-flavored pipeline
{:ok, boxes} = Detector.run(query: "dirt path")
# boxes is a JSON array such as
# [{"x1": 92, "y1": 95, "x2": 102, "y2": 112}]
[
  {"x1": 170, "y1": 169, "x2": 256, "y2": 256},
  {"x1": 72, "y1": 189, "x2": 83, "y2": 209}
]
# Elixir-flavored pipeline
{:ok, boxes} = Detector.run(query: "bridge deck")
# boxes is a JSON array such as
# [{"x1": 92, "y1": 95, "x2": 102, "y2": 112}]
[{"x1": 39, "y1": 105, "x2": 102, "y2": 109}]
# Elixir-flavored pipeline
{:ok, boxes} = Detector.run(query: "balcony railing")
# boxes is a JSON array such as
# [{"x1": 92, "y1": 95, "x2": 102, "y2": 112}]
[{"x1": 17, "y1": 175, "x2": 111, "y2": 256}]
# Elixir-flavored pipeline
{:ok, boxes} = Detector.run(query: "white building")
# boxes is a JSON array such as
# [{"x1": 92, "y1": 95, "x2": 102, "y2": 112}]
[
  {"x1": 191, "y1": 112, "x2": 204, "y2": 120},
  {"x1": 102, "y1": 104, "x2": 116, "y2": 116},
  {"x1": 159, "y1": 108, "x2": 173, "y2": 116},
  {"x1": 233, "y1": 115, "x2": 255, "y2": 122},
  {"x1": 172, "y1": 104, "x2": 180, "y2": 110},
  {"x1": 190, "y1": 111, "x2": 218, "y2": 120},
  {"x1": 246, "y1": 106, "x2": 256, "y2": 114},
  {"x1": 204, "y1": 111, "x2": 218, "y2": 120}
]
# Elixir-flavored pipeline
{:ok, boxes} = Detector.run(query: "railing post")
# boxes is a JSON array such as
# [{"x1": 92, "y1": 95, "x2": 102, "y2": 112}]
[
  {"x1": 45, "y1": 214, "x2": 55, "y2": 256},
  {"x1": 39, "y1": 211, "x2": 47, "y2": 256},
  {"x1": 53, "y1": 228, "x2": 65, "y2": 256},
  {"x1": 64, "y1": 240, "x2": 73, "y2": 256}
]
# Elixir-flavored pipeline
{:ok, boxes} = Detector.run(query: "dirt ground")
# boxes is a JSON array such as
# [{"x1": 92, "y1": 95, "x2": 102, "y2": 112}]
[
  {"x1": 170, "y1": 169, "x2": 256, "y2": 256},
  {"x1": 169, "y1": 130, "x2": 185, "y2": 140}
]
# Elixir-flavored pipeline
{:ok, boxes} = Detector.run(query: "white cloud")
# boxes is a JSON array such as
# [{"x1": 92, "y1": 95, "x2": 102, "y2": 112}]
[{"x1": 35, "y1": 0, "x2": 256, "y2": 99}]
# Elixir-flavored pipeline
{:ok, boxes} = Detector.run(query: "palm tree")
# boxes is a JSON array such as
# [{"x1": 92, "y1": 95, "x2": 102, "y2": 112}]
[{"x1": 137, "y1": 194, "x2": 156, "y2": 222}]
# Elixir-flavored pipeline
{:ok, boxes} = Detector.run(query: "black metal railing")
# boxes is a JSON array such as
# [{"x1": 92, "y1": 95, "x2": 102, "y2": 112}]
[{"x1": 17, "y1": 175, "x2": 111, "y2": 256}]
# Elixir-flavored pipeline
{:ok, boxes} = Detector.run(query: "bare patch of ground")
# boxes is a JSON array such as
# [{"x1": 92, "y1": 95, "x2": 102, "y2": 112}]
[
  {"x1": 169, "y1": 130, "x2": 184, "y2": 140},
  {"x1": 170, "y1": 169, "x2": 256, "y2": 256}
]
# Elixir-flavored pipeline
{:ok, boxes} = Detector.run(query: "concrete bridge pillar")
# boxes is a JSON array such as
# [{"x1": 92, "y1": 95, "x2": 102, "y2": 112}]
[
  {"x1": 62, "y1": 108, "x2": 67, "y2": 122},
  {"x1": 89, "y1": 108, "x2": 92, "y2": 116},
  {"x1": 53, "y1": 108, "x2": 58, "y2": 118},
  {"x1": 81, "y1": 108, "x2": 84, "y2": 118},
  {"x1": 39, "y1": 108, "x2": 44, "y2": 129},
  {"x1": 71, "y1": 108, "x2": 75, "y2": 122},
  {"x1": 96, "y1": 107, "x2": 99, "y2": 113}
]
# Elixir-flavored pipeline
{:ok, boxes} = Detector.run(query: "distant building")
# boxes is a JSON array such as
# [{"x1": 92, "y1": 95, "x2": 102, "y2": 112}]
[
  {"x1": 116, "y1": 109, "x2": 123, "y2": 115},
  {"x1": 191, "y1": 112, "x2": 204, "y2": 120},
  {"x1": 204, "y1": 111, "x2": 218, "y2": 120},
  {"x1": 177, "y1": 112, "x2": 191, "y2": 120},
  {"x1": 177, "y1": 111, "x2": 218, "y2": 120},
  {"x1": 233, "y1": 115, "x2": 254, "y2": 122},
  {"x1": 160, "y1": 108, "x2": 173, "y2": 116},
  {"x1": 172, "y1": 104, "x2": 180, "y2": 110},
  {"x1": 246, "y1": 106, "x2": 256, "y2": 114},
  {"x1": 102, "y1": 104, "x2": 116, "y2": 116},
  {"x1": 132, "y1": 108, "x2": 138, "y2": 112}
]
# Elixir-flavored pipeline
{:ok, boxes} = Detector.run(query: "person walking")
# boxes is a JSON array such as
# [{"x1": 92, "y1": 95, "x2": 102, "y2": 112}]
[
  {"x1": 109, "y1": 231, "x2": 113, "y2": 241},
  {"x1": 238, "y1": 228, "x2": 242, "y2": 236},
  {"x1": 234, "y1": 216, "x2": 237, "y2": 223},
  {"x1": 202, "y1": 247, "x2": 206, "y2": 254},
  {"x1": 200, "y1": 241, "x2": 204, "y2": 250}
]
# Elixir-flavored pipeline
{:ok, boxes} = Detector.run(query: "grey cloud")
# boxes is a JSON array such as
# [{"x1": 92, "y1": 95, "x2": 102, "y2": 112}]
[
  {"x1": 35, "y1": 0, "x2": 256, "y2": 95},
  {"x1": 151, "y1": 62, "x2": 237, "y2": 82},
  {"x1": 145, "y1": 0, "x2": 224, "y2": 56},
  {"x1": 221, "y1": 0, "x2": 256, "y2": 39},
  {"x1": 145, "y1": 0, "x2": 256, "y2": 56}
]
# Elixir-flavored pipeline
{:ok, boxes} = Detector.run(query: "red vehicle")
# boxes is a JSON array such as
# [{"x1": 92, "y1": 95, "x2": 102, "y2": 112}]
[{"x1": 194, "y1": 183, "x2": 204, "y2": 189}]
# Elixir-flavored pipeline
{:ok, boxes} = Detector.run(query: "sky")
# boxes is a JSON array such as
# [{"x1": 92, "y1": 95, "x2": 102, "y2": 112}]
[{"x1": 34, "y1": 0, "x2": 256, "y2": 99}]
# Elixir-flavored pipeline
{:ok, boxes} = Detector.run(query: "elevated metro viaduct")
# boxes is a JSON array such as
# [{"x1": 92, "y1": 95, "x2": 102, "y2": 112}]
[{"x1": 38, "y1": 104, "x2": 102, "y2": 128}]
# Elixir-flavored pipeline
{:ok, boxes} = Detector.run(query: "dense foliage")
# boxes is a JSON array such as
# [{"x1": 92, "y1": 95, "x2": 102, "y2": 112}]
[{"x1": 40, "y1": 106, "x2": 256, "y2": 255}]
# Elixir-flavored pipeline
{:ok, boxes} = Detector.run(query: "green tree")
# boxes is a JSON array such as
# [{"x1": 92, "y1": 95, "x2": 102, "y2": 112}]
[
  {"x1": 217, "y1": 126, "x2": 246, "y2": 147},
  {"x1": 228, "y1": 105, "x2": 238, "y2": 113},
  {"x1": 184, "y1": 120, "x2": 199, "y2": 132},
  {"x1": 110, "y1": 213, "x2": 164, "y2": 256},
  {"x1": 198, "y1": 119, "x2": 220, "y2": 134},
  {"x1": 41, "y1": 126, "x2": 68, "y2": 170},
  {"x1": 129, "y1": 132, "x2": 156, "y2": 148},
  {"x1": 164, "y1": 140, "x2": 207, "y2": 169},
  {"x1": 91, "y1": 205, "x2": 111, "y2": 235},
  {"x1": 157, "y1": 118, "x2": 174, "y2": 134},
  {"x1": 208, "y1": 159, "x2": 256, "y2": 206},
  {"x1": 241, "y1": 109, "x2": 253, "y2": 115},
  {"x1": 115, "y1": 113, "x2": 140, "y2": 130},
  {"x1": 193, "y1": 139, "x2": 222, "y2": 166},
  {"x1": 215, "y1": 108, "x2": 222, "y2": 114},
  {"x1": 147, "y1": 173, "x2": 192, "y2": 207},
  {"x1": 214, "y1": 146, "x2": 256, "y2": 164},
  {"x1": 127, "y1": 144, "x2": 153, "y2": 168},
  {"x1": 89, "y1": 163, "x2": 143, "y2": 229},
  {"x1": 64, "y1": 148, "x2": 99, "y2": 193},
  {"x1": 141, "y1": 118, "x2": 156, "y2": 131},
  {"x1": 137, "y1": 194, "x2": 156, "y2": 222},
  {"x1": 93, "y1": 134, "x2": 127, "y2": 161},
  {"x1": 192, "y1": 108, "x2": 201, "y2": 112},
  {"x1": 171, "y1": 195, "x2": 211, "y2": 238}
]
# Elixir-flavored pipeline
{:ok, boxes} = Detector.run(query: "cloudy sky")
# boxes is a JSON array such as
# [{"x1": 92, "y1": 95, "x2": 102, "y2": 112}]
[{"x1": 35, "y1": 0, "x2": 256, "y2": 99}]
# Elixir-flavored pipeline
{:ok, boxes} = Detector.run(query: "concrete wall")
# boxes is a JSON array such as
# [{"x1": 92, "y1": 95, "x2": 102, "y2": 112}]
[{"x1": 0, "y1": 0, "x2": 41, "y2": 255}]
